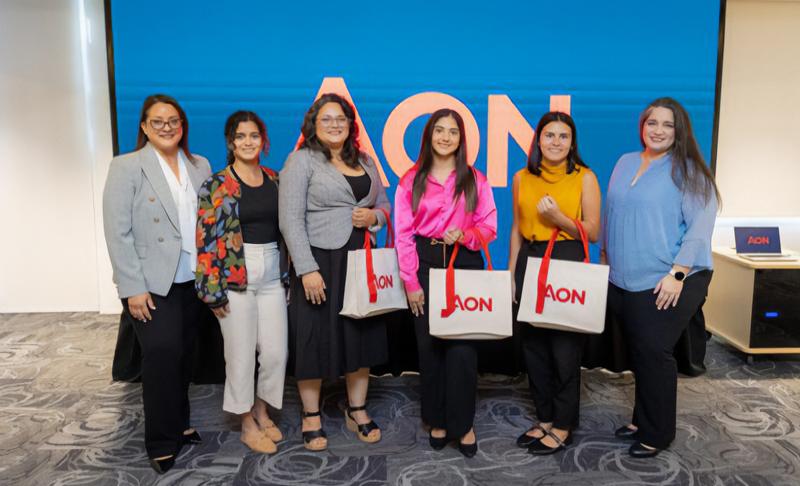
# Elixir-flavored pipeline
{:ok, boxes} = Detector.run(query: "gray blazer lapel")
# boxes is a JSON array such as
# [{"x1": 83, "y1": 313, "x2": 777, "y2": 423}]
[
  {"x1": 314, "y1": 152, "x2": 356, "y2": 203},
  {"x1": 140, "y1": 144, "x2": 180, "y2": 230},
  {"x1": 360, "y1": 160, "x2": 379, "y2": 206},
  {"x1": 185, "y1": 153, "x2": 206, "y2": 193}
]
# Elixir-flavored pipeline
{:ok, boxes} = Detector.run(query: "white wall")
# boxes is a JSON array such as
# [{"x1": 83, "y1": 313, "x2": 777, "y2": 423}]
[
  {"x1": 0, "y1": 0, "x2": 797, "y2": 313},
  {"x1": 713, "y1": 0, "x2": 800, "y2": 249},
  {"x1": 0, "y1": 0, "x2": 115, "y2": 313}
]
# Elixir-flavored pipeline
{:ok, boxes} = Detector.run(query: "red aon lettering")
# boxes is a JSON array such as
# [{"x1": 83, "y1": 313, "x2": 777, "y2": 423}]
[
  {"x1": 453, "y1": 295, "x2": 493, "y2": 312},
  {"x1": 544, "y1": 284, "x2": 586, "y2": 305},
  {"x1": 747, "y1": 236, "x2": 769, "y2": 245},
  {"x1": 372, "y1": 274, "x2": 394, "y2": 289}
]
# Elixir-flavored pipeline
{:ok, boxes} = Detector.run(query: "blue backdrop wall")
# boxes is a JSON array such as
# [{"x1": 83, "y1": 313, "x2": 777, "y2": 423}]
[{"x1": 109, "y1": 0, "x2": 722, "y2": 267}]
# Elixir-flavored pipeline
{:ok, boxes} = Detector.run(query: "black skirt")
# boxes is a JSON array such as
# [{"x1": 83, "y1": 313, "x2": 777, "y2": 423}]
[{"x1": 288, "y1": 228, "x2": 389, "y2": 380}]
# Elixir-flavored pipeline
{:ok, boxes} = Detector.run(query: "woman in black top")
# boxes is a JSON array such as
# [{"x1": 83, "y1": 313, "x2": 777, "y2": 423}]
[{"x1": 195, "y1": 111, "x2": 287, "y2": 454}]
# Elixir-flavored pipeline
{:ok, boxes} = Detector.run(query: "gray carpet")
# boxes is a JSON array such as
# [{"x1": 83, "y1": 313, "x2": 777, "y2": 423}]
[{"x1": 1, "y1": 312, "x2": 799, "y2": 485}]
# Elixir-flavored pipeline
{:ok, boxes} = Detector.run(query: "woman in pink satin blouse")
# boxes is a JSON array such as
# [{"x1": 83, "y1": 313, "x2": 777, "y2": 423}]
[{"x1": 394, "y1": 108, "x2": 497, "y2": 458}]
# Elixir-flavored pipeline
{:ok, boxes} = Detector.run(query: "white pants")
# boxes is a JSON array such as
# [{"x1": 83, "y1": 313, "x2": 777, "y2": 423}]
[{"x1": 218, "y1": 242, "x2": 288, "y2": 414}]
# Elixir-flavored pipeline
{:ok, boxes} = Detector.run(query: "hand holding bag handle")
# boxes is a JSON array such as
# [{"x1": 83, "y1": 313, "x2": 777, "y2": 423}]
[
  {"x1": 363, "y1": 208, "x2": 394, "y2": 303},
  {"x1": 441, "y1": 228, "x2": 492, "y2": 318},
  {"x1": 534, "y1": 219, "x2": 589, "y2": 314}
]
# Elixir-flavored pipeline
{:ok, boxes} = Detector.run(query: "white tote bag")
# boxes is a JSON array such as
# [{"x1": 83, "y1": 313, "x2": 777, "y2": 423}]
[
  {"x1": 429, "y1": 231, "x2": 513, "y2": 340},
  {"x1": 517, "y1": 220, "x2": 609, "y2": 334},
  {"x1": 340, "y1": 210, "x2": 408, "y2": 318}
]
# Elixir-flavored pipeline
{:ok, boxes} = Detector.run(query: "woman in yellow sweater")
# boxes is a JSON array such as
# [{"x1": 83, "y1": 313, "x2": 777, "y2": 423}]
[{"x1": 508, "y1": 111, "x2": 601, "y2": 454}]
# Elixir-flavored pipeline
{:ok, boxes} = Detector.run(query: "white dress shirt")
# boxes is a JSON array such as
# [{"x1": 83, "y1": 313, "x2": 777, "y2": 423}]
[{"x1": 155, "y1": 149, "x2": 198, "y2": 283}]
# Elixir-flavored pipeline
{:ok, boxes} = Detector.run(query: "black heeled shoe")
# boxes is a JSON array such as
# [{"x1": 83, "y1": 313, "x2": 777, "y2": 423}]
[
  {"x1": 458, "y1": 430, "x2": 478, "y2": 458},
  {"x1": 148, "y1": 455, "x2": 175, "y2": 474},
  {"x1": 629, "y1": 441, "x2": 661, "y2": 458},
  {"x1": 429, "y1": 429, "x2": 447, "y2": 450},
  {"x1": 301, "y1": 410, "x2": 327, "y2": 451},
  {"x1": 614, "y1": 425, "x2": 638, "y2": 439},
  {"x1": 458, "y1": 440, "x2": 478, "y2": 458},
  {"x1": 345, "y1": 404, "x2": 381, "y2": 443},
  {"x1": 516, "y1": 424, "x2": 547, "y2": 448},
  {"x1": 528, "y1": 430, "x2": 572, "y2": 455},
  {"x1": 182, "y1": 430, "x2": 202, "y2": 445}
]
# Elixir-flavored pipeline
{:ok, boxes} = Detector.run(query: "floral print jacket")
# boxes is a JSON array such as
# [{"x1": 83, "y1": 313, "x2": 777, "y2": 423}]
[{"x1": 195, "y1": 165, "x2": 284, "y2": 308}]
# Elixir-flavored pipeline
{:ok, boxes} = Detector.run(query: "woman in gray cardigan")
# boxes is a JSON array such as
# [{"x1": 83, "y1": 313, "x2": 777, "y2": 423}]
[{"x1": 279, "y1": 93, "x2": 391, "y2": 451}]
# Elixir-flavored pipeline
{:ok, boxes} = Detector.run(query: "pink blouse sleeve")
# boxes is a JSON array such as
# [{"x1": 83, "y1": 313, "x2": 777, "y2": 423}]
[
  {"x1": 460, "y1": 173, "x2": 498, "y2": 251},
  {"x1": 393, "y1": 182, "x2": 422, "y2": 293}
]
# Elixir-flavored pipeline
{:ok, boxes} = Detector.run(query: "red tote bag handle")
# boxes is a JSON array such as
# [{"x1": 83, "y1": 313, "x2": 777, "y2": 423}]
[
  {"x1": 362, "y1": 208, "x2": 394, "y2": 304},
  {"x1": 534, "y1": 219, "x2": 589, "y2": 314},
  {"x1": 441, "y1": 228, "x2": 493, "y2": 318}
]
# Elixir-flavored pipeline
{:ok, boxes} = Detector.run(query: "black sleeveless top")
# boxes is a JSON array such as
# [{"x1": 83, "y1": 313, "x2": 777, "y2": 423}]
[
  {"x1": 344, "y1": 172, "x2": 371, "y2": 202},
  {"x1": 231, "y1": 166, "x2": 279, "y2": 244}
]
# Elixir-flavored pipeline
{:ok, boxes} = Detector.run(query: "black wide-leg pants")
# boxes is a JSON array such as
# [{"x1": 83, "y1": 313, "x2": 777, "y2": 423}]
[
  {"x1": 608, "y1": 270, "x2": 712, "y2": 449},
  {"x1": 514, "y1": 239, "x2": 587, "y2": 430},
  {"x1": 125, "y1": 281, "x2": 200, "y2": 459},
  {"x1": 412, "y1": 237, "x2": 484, "y2": 440}
]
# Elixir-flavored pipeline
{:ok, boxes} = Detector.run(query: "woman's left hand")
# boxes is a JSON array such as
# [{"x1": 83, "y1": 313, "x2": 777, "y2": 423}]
[
  {"x1": 352, "y1": 208, "x2": 378, "y2": 228},
  {"x1": 654, "y1": 274, "x2": 683, "y2": 310}
]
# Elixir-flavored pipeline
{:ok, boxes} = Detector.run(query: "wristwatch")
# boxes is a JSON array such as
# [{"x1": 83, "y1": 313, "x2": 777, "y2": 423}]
[{"x1": 669, "y1": 269, "x2": 686, "y2": 281}]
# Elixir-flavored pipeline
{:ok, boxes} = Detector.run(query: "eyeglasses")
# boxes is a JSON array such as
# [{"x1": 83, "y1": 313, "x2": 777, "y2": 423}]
[
  {"x1": 148, "y1": 118, "x2": 182, "y2": 130},
  {"x1": 318, "y1": 116, "x2": 349, "y2": 127}
]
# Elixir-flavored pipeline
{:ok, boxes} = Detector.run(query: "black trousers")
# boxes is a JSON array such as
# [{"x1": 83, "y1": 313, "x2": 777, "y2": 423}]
[
  {"x1": 412, "y1": 237, "x2": 484, "y2": 440},
  {"x1": 608, "y1": 270, "x2": 712, "y2": 449},
  {"x1": 514, "y1": 240, "x2": 587, "y2": 430},
  {"x1": 124, "y1": 281, "x2": 201, "y2": 458}
]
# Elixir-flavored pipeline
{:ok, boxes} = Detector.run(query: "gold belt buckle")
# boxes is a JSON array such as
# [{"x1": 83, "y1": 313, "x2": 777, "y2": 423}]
[{"x1": 430, "y1": 238, "x2": 447, "y2": 266}]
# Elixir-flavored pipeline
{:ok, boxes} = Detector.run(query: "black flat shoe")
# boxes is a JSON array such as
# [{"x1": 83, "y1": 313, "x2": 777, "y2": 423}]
[
  {"x1": 149, "y1": 455, "x2": 175, "y2": 474},
  {"x1": 614, "y1": 425, "x2": 638, "y2": 439},
  {"x1": 458, "y1": 440, "x2": 478, "y2": 458},
  {"x1": 528, "y1": 431, "x2": 572, "y2": 455},
  {"x1": 429, "y1": 430, "x2": 447, "y2": 450},
  {"x1": 182, "y1": 430, "x2": 202, "y2": 445},
  {"x1": 516, "y1": 424, "x2": 547, "y2": 448},
  {"x1": 629, "y1": 441, "x2": 661, "y2": 458}
]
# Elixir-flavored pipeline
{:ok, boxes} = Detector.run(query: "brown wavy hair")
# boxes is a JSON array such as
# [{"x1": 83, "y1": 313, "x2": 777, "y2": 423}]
[
  {"x1": 299, "y1": 93, "x2": 363, "y2": 168},
  {"x1": 223, "y1": 111, "x2": 270, "y2": 165}
]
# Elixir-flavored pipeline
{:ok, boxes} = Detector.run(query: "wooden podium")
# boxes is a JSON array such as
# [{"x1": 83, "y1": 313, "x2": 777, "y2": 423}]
[{"x1": 705, "y1": 247, "x2": 800, "y2": 358}]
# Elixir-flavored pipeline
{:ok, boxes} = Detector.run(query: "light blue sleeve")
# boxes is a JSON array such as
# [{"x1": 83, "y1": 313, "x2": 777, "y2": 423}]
[{"x1": 674, "y1": 188, "x2": 718, "y2": 269}]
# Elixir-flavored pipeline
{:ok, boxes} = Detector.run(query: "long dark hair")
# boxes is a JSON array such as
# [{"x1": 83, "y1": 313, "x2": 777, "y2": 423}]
[
  {"x1": 224, "y1": 111, "x2": 269, "y2": 165},
  {"x1": 411, "y1": 109, "x2": 477, "y2": 212},
  {"x1": 526, "y1": 111, "x2": 587, "y2": 175},
  {"x1": 639, "y1": 97, "x2": 721, "y2": 205},
  {"x1": 135, "y1": 94, "x2": 194, "y2": 161},
  {"x1": 299, "y1": 93, "x2": 363, "y2": 168}
]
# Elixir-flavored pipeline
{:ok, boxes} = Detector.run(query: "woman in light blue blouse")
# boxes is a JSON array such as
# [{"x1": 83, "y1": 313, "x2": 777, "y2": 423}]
[{"x1": 601, "y1": 97, "x2": 720, "y2": 458}]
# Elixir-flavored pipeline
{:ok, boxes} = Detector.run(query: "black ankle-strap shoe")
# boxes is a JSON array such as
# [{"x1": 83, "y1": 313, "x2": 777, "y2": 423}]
[
  {"x1": 528, "y1": 431, "x2": 572, "y2": 455},
  {"x1": 301, "y1": 410, "x2": 328, "y2": 451}
]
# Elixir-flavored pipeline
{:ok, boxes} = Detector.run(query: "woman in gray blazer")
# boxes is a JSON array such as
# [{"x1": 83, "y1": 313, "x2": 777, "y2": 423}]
[
  {"x1": 103, "y1": 94, "x2": 211, "y2": 474},
  {"x1": 279, "y1": 93, "x2": 391, "y2": 451}
]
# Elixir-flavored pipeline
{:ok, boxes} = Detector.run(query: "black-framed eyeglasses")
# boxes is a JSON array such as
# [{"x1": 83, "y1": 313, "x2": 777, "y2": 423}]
[{"x1": 149, "y1": 118, "x2": 182, "y2": 130}]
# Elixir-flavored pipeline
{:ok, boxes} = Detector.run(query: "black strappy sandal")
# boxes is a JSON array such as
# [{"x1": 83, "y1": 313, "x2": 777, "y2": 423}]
[
  {"x1": 516, "y1": 423, "x2": 548, "y2": 448},
  {"x1": 301, "y1": 410, "x2": 327, "y2": 451},
  {"x1": 345, "y1": 404, "x2": 381, "y2": 443},
  {"x1": 528, "y1": 429, "x2": 572, "y2": 455}
]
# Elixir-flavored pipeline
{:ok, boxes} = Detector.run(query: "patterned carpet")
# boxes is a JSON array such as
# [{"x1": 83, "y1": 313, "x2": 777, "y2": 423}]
[{"x1": 1, "y1": 312, "x2": 799, "y2": 486}]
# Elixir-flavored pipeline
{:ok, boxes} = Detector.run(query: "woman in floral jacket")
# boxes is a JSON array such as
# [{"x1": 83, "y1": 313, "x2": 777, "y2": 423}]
[{"x1": 195, "y1": 111, "x2": 288, "y2": 454}]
